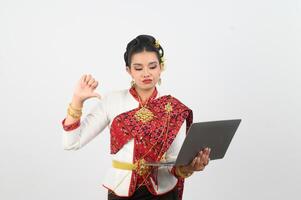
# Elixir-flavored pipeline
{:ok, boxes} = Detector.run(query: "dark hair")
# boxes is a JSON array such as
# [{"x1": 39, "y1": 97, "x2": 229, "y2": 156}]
[{"x1": 124, "y1": 34, "x2": 164, "y2": 67}]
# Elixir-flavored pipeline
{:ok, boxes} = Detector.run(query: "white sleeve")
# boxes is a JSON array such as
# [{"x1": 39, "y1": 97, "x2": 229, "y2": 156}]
[
  {"x1": 155, "y1": 121, "x2": 186, "y2": 180},
  {"x1": 62, "y1": 95, "x2": 110, "y2": 150},
  {"x1": 165, "y1": 121, "x2": 186, "y2": 162}
]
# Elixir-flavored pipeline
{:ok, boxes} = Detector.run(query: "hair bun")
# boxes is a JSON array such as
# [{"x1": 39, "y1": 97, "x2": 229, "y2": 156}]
[
  {"x1": 136, "y1": 35, "x2": 156, "y2": 44},
  {"x1": 124, "y1": 34, "x2": 164, "y2": 67}
]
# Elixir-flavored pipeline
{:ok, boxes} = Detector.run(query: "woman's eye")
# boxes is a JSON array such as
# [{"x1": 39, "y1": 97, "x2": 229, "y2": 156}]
[
  {"x1": 135, "y1": 68, "x2": 142, "y2": 71},
  {"x1": 150, "y1": 65, "x2": 157, "y2": 69}
]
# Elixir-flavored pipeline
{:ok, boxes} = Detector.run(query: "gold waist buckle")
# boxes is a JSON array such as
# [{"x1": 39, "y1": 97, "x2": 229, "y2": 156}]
[{"x1": 112, "y1": 159, "x2": 150, "y2": 176}]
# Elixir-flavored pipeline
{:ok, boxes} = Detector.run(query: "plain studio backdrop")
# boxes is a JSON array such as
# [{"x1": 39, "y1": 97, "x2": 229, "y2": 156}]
[{"x1": 0, "y1": 0, "x2": 300, "y2": 199}]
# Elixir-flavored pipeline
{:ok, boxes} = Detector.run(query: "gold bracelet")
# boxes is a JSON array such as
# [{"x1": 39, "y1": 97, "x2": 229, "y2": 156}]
[
  {"x1": 175, "y1": 166, "x2": 193, "y2": 179},
  {"x1": 67, "y1": 103, "x2": 82, "y2": 119},
  {"x1": 69, "y1": 103, "x2": 83, "y2": 111},
  {"x1": 68, "y1": 104, "x2": 82, "y2": 114},
  {"x1": 68, "y1": 103, "x2": 83, "y2": 114},
  {"x1": 67, "y1": 107, "x2": 82, "y2": 119}
]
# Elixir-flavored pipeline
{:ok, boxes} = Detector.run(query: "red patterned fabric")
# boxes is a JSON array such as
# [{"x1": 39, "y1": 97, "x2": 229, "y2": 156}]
[
  {"x1": 110, "y1": 86, "x2": 193, "y2": 199},
  {"x1": 61, "y1": 118, "x2": 81, "y2": 131}
]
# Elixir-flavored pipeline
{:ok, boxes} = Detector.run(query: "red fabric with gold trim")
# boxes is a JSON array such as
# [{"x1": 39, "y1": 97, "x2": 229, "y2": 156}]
[
  {"x1": 61, "y1": 118, "x2": 81, "y2": 131},
  {"x1": 110, "y1": 86, "x2": 193, "y2": 199}
]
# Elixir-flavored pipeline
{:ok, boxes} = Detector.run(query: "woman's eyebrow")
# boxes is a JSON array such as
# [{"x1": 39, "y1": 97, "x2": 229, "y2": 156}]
[
  {"x1": 148, "y1": 61, "x2": 158, "y2": 65},
  {"x1": 132, "y1": 63, "x2": 143, "y2": 66},
  {"x1": 132, "y1": 62, "x2": 157, "y2": 66}
]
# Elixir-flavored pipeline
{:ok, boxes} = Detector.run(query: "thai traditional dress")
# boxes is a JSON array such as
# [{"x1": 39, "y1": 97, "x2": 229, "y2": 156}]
[{"x1": 61, "y1": 86, "x2": 193, "y2": 200}]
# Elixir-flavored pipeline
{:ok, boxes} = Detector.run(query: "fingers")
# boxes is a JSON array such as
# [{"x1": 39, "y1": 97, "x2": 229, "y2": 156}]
[
  {"x1": 91, "y1": 81, "x2": 98, "y2": 89},
  {"x1": 201, "y1": 147, "x2": 211, "y2": 166},
  {"x1": 192, "y1": 148, "x2": 211, "y2": 171},
  {"x1": 83, "y1": 74, "x2": 89, "y2": 82},
  {"x1": 80, "y1": 74, "x2": 86, "y2": 82},
  {"x1": 204, "y1": 148, "x2": 211, "y2": 165},
  {"x1": 195, "y1": 151, "x2": 205, "y2": 171},
  {"x1": 88, "y1": 78, "x2": 95, "y2": 86},
  {"x1": 82, "y1": 74, "x2": 98, "y2": 88},
  {"x1": 190, "y1": 156, "x2": 198, "y2": 168}
]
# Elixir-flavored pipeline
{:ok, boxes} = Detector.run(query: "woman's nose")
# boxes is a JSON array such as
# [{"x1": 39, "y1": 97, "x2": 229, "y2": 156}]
[{"x1": 142, "y1": 68, "x2": 150, "y2": 77}]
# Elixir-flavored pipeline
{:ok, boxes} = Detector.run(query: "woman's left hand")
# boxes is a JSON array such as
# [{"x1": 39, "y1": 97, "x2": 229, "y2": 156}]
[{"x1": 180, "y1": 147, "x2": 211, "y2": 174}]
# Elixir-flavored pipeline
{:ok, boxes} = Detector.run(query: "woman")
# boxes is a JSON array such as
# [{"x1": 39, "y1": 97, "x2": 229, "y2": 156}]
[{"x1": 61, "y1": 35, "x2": 211, "y2": 200}]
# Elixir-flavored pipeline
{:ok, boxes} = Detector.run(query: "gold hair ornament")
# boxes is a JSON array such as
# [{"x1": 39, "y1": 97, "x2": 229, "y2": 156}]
[{"x1": 154, "y1": 40, "x2": 160, "y2": 48}]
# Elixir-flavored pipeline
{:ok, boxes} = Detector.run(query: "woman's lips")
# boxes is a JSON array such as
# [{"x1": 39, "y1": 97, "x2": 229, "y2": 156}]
[{"x1": 142, "y1": 79, "x2": 152, "y2": 84}]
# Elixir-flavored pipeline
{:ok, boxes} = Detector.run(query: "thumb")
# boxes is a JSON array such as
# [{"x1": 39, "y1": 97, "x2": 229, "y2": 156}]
[{"x1": 91, "y1": 92, "x2": 101, "y2": 99}]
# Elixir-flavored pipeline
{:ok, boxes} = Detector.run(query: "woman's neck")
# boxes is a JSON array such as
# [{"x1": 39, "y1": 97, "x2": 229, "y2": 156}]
[{"x1": 134, "y1": 86, "x2": 155, "y2": 103}]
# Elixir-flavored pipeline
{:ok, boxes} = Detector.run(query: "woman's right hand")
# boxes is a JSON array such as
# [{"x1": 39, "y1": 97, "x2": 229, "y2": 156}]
[{"x1": 73, "y1": 74, "x2": 101, "y2": 103}]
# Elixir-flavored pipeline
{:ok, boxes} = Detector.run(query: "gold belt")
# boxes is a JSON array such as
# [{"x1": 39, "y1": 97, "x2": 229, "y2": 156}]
[{"x1": 112, "y1": 159, "x2": 151, "y2": 176}]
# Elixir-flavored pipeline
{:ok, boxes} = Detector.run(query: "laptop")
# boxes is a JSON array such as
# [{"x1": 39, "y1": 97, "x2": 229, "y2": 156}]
[{"x1": 145, "y1": 119, "x2": 241, "y2": 166}]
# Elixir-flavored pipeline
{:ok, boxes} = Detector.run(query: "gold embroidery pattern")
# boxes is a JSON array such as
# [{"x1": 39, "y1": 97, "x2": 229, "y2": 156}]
[
  {"x1": 134, "y1": 106, "x2": 154, "y2": 123},
  {"x1": 134, "y1": 159, "x2": 151, "y2": 176},
  {"x1": 112, "y1": 99, "x2": 175, "y2": 192},
  {"x1": 165, "y1": 102, "x2": 173, "y2": 113}
]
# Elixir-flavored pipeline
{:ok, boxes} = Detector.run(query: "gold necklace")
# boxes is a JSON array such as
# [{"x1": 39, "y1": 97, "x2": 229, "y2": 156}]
[{"x1": 134, "y1": 94, "x2": 154, "y2": 123}]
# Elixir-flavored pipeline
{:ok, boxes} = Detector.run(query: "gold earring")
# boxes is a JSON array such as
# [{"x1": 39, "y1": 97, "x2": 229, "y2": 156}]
[
  {"x1": 160, "y1": 57, "x2": 166, "y2": 71},
  {"x1": 158, "y1": 77, "x2": 162, "y2": 86},
  {"x1": 131, "y1": 79, "x2": 135, "y2": 87},
  {"x1": 161, "y1": 63, "x2": 165, "y2": 71}
]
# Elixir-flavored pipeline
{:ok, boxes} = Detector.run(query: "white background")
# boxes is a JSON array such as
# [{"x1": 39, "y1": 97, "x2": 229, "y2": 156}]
[{"x1": 0, "y1": 0, "x2": 300, "y2": 199}]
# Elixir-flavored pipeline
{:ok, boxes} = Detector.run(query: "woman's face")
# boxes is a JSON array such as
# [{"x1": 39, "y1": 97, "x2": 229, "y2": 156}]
[{"x1": 126, "y1": 51, "x2": 162, "y2": 91}]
